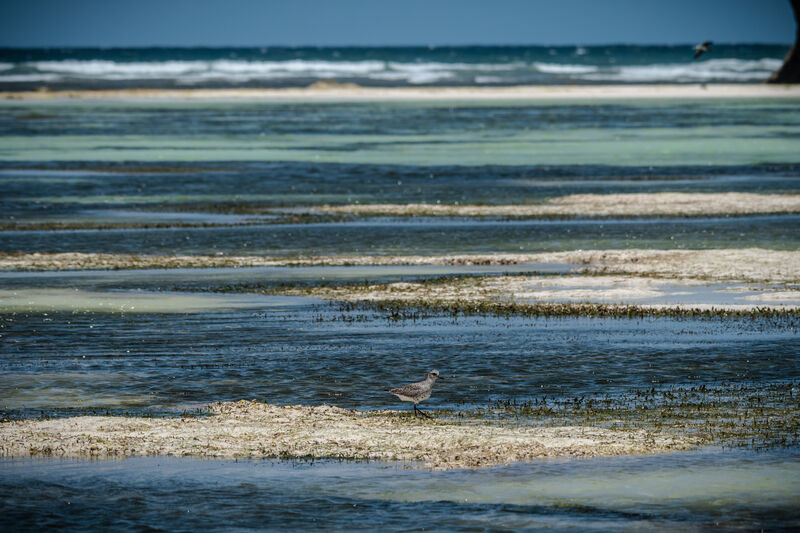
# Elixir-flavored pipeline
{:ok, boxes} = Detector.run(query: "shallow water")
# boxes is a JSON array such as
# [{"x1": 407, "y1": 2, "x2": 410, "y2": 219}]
[
  {"x1": 0, "y1": 288, "x2": 312, "y2": 314},
  {"x1": 0, "y1": 263, "x2": 572, "y2": 291},
  {"x1": 2, "y1": 291, "x2": 798, "y2": 417},
  {"x1": 3, "y1": 215, "x2": 800, "y2": 255},
  {"x1": 2, "y1": 264, "x2": 798, "y2": 312},
  {"x1": 2, "y1": 98, "x2": 799, "y2": 258},
  {"x1": 1, "y1": 450, "x2": 798, "y2": 532},
  {"x1": 3, "y1": 99, "x2": 800, "y2": 166},
  {"x1": 3, "y1": 163, "x2": 800, "y2": 213},
  {"x1": 2, "y1": 99, "x2": 799, "y2": 253}
]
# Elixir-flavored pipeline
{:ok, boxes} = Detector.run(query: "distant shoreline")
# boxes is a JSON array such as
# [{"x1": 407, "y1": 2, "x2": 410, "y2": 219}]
[{"x1": 3, "y1": 84, "x2": 800, "y2": 101}]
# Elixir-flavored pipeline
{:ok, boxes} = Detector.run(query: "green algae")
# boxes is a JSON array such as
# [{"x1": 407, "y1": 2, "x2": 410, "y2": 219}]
[
  {"x1": 359, "y1": 299, "x2": 800, "y2": 320},
  {"x1": 478, "y1": 381, "x2": 800, "y2": 451}
]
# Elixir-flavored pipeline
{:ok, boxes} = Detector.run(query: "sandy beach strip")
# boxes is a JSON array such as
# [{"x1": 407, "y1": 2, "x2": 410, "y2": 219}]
[
  {"x1": 2, "y1": 249, "x2": 798, "y2": 283},
  {"x1": 0, "y1": 401, "x2": 694, "y2": 469},
  {"x1": 4, "y1": 84, "x2": 800, "y2": 101},
  {"x1": 316, "y1": 193, "x2": 800, "y2": 218},
  {"x1": 540, "y1": 248, "x2": 800, "y2": 283}
]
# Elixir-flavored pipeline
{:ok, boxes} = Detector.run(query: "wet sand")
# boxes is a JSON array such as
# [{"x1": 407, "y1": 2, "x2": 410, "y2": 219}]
[
  {"x1": 4, "y1": 84, "x2": 800, "y2": 101},
  {"x1": 317, "y1": 193, "x2": 800, "y2": 217},
  {"x1": 0, "y1": 401, "x2": 694, "y2": 469},
  {"x1": 2, "y1": 248, "x2": 798, "y2": 283},
  {"x1": 277, "y1": 274, "x2": 800, "y2": 315},
  {"x1": 7, "y1": 193, "x2": 798, "y2": 232}
]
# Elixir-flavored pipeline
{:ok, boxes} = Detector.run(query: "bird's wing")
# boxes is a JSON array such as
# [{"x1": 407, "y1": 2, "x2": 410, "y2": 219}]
[
  {"x1": 694, "y1": 41, "x2": 713, "y2": 59},
  {"x1": 389, "y1": 381, "x2": 426, "y2": 396}
]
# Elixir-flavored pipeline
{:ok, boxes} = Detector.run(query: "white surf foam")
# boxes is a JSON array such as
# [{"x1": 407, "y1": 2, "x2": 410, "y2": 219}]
[
  {"x1": 474, "y1": 76, "x2": 504, "y2": 83},
  {"x1": 0, "y1": 74, "x2": 62, "y2": 82},
  {"x1": 24, "y1": 59, "x2": 387, "y2": 79},
  {"x1": 581, "y1": 58, "x2": 783, "y2": 83},
  {"x1": 387, "y1": 61, "x2": 525, "y2": 72},
  {"x1": 0, "y1": 57, "x2": 784, "y2": 85},
  {"x1": 533, "y1": 62, "x2": 599, "y2": 74},
  {"x1": 3, "y1": 59, "x2": 528, "y2": 85}
]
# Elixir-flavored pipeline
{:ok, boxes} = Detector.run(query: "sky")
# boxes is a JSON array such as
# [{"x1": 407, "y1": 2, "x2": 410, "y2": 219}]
[{"x1": 0, "y1": 0, "x2": 795, "y2": 48}]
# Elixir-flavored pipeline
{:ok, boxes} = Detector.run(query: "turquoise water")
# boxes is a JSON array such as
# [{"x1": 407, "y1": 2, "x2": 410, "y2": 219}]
[
  {"x1": 2, "y1": 99, "x2": 800, "y2": 166},
  {"x1": 1, "y1": 451, "x2": 798, "y2": 532}
]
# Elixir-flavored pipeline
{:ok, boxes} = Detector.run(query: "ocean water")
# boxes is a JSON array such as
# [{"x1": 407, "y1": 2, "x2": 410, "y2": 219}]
[
  {"x1": 2, "y1": 55, "x2": 800, "y2": 530},
  {"x1": 0, "y1": 44, "x2": 789, "y2": 89}
]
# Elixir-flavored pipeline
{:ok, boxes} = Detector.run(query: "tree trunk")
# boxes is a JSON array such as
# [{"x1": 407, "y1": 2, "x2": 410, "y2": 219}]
[{"x1": 767, "y1": 0, "x2": 800, "y2": 83}]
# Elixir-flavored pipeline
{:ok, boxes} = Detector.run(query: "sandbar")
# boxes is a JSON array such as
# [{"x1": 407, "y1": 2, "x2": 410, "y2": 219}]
[
  {"x1": 277, "y1": 274, "x2": 800, "y2": 315},
  {"x1": 2, "y1": 248, "x2": 798, "y2": 283},
  {"x1": 3, "y1": 84, "x2": 800, "y2": 102},
  {"x1": 0, "y1": 401, "x2": 694, "y2": 469},
  {"x1": 316, "y1": 193, "x2": 800, "y2": 217}
]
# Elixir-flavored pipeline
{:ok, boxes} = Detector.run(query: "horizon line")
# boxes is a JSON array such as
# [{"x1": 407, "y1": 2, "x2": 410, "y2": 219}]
[{"x1": 0, "y1": 41, "x2": 793, "y2": 51}]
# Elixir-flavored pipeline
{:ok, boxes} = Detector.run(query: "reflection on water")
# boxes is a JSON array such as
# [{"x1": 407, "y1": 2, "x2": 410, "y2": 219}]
[{"x1": 1, "y1": 450, "x2": 798, "y2": 532}]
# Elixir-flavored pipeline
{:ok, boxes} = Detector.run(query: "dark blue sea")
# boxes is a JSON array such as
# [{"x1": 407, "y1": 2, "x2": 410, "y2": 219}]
[{"x1": 0, "y1": 44, "x2": 789, "y2": 89}]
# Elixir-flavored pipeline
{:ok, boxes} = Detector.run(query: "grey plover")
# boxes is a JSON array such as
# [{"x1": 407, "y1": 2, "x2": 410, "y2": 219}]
[{"x1": 387, "y1": 369, "x2": 443, "y2": 418}]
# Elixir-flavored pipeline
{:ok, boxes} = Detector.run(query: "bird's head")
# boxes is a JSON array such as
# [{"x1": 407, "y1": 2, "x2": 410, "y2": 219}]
[{"x1": 429, "y1": 369, "x2": 443, "y2": 381}]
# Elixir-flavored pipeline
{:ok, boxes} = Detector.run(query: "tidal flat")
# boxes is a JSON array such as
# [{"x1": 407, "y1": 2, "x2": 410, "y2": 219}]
[
  {"x1": 2, "y1": 380, "x2": 798, "y2": 469},
  {"x1": 2, "y1": 93, "x2": 800, "y2": 530},
  {"x1": 2, "y1": 247, "x2": 799, "y2": 282}
]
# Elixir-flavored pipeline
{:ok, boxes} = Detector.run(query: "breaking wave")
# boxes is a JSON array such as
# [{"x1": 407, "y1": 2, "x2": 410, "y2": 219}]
[
  {"x1": 0, "y1": 47, "x2": 787, "y2": 87},
  {"x1": 581, "y1": 58, "x2": 783, "y2": 83}
]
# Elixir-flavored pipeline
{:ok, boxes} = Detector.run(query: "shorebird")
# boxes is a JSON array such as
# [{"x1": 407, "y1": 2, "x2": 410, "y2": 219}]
[
  {"x1": 387, "y1": 369, "x2": 443, "y2": 418},
  {"x1": 693, "y1": 41, "x2": 713, "y2": 59}
]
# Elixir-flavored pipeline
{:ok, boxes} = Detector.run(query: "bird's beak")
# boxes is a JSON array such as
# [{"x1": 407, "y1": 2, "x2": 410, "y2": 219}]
[{"x1": 438, "y1": 376, "x2": 445, "y2": 380}]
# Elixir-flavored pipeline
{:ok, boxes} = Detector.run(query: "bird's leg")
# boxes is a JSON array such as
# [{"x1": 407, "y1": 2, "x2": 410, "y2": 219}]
[{"x1": 415, "y1": 405, "x2": 431, "y2": 419}]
